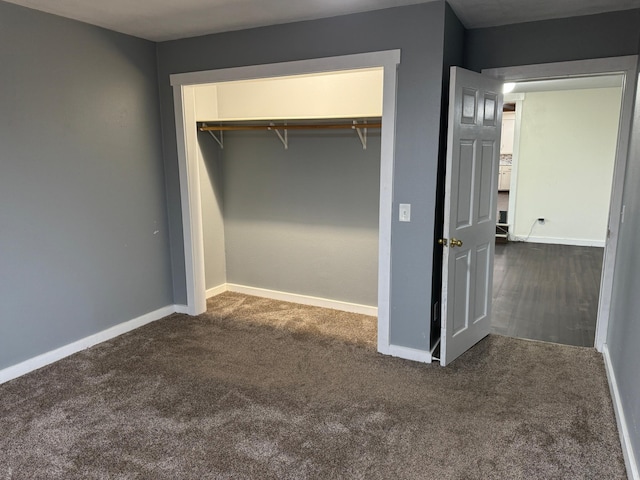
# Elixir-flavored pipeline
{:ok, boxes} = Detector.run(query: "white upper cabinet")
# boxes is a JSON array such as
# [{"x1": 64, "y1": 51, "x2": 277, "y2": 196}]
[{"x1": 501, "y1": 111, "x2": 515, "y2": 154}]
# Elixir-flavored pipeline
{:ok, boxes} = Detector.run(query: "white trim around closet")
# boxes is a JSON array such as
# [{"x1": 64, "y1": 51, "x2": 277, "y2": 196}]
[{"x1": 170, "y1": 50, "x2": 401, "y2": 359}]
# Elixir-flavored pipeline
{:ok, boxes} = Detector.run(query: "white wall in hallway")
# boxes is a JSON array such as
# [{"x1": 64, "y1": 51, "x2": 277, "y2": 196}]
[{"x1": 513, "y1": 87, "x2": 623, "y2": 246}]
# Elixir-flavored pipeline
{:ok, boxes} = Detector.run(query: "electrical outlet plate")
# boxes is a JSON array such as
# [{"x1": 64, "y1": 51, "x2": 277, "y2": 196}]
[{"x1": 399, "y1": 203, "x2": 411, "y2": 222}]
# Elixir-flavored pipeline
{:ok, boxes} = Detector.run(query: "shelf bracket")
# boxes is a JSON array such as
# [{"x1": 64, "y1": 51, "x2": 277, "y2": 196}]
[
  {"x1": 353, "y1": 120, "x2": 367, "y2": 150},
  {"x1": 268, "y1": 122, "x2": 288, "y2": 150},
  {"x1": 203, "y1": 124, "x2": 224, "y2": 149}
]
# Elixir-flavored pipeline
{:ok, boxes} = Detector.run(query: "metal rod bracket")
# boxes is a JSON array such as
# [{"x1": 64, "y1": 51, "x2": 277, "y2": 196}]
[
  {"x1": 269, "y1": 122, "x2": 288, "y2": 150},
  {"x1": 353, "y1": 120, "x2": 368, "y2": 150},
  {"x1": 203, "y1": 123, "x2": 224, "y2": 149}
]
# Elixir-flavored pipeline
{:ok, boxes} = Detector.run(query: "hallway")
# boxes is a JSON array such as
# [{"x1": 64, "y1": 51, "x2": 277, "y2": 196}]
[{"x1": 491, "y1": 242, "x2": 603, "y2": 347}]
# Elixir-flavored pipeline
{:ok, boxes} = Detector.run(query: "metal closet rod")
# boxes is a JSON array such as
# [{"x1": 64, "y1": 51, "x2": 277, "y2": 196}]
[{"x1": 198, "y1": 121, "x2": 382, "y2": 131}]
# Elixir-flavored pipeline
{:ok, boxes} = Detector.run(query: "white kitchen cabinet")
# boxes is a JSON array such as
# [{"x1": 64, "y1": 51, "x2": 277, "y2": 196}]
[
  {"x1": 498, "y1": 165, "x2": 512, "y2": 191},
  {"x1": 501, "y1": 111, "x2": 515, "y2": 154}
]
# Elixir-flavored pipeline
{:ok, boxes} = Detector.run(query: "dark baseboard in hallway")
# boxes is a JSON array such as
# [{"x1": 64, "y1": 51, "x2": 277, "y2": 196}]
[{"x1": 492, "y1": 241, "x2": 604, "y2": 347}]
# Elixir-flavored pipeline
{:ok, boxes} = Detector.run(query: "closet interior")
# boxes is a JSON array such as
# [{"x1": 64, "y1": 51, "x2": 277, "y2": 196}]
[{"x1": 194, "y1": 67, "x2": 384, "y2": 315}]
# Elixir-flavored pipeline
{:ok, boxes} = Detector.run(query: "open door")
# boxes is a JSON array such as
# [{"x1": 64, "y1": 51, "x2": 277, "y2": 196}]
[{"x1": 440, "y1": 67, "x2": 503, "y2": 366}]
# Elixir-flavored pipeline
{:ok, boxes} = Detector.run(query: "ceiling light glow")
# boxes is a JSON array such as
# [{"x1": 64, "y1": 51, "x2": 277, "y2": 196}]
[{"x1": 503, "y1": 82, "x2": 516, "y2": 94}]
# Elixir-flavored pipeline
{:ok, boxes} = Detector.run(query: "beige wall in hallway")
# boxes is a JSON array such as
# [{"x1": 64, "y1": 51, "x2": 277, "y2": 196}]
[{"x1": 513, "y1": 87, "x2": 623, "y2": 246}]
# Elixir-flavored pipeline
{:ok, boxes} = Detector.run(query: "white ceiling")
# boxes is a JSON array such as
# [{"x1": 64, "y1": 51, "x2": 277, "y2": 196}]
[{"x1": 4, "y1": 0, "x2": 640, "y2": 42}]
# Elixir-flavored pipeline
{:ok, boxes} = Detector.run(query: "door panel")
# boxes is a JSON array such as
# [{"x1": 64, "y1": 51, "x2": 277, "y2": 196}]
[
  {"x1": 457, "y1": 141, "x2": 475, "y2": 227},
  {"x1": 452, "y1": 251, "x2": 470, "y2": 335},
  {"x1": 478, "y1": 142, "x2": 495, "y2": 221},
  {"x1": 440, "y1": 67, "x2": 503, "y2": 366},
  {"x1": 474, "y1": 243, "x2": 490, "y2": 321}
]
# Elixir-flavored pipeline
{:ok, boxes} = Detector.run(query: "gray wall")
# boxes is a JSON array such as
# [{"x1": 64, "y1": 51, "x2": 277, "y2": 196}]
[
  {"x1": 464, "y1": 11, "x2": 640, "y2": 471},
  {"x1": 464, "y1": 9, "x2": 640, "y2": 72},
  {"x1": 0, "y1": 2, "x2": 171, "y2": 370},
  {"x1": 431, "y1": 2, "x2": 466, "y2": 346},
  {"x1": 607, "y1": 70, "x2": 640, "y2": 469},
  {"x1": 198, "y1": 132, "x2": 227, "y2": 290},
  {"x1": 157, "y1": 2, "x2": 449, "y2": 349},
  {"x1": 219, "y1": 131, "x2": 380, "y2": 306}
]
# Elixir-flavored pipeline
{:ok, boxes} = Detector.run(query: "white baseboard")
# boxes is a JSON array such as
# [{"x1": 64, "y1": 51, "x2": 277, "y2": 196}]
[
  {"x1": 174, "y1": 304, "x2": 190, "y2": 314},
  {"x1": 225, "y1": 283, "x2": 377, "y2": 316},
  {"x1": 511, "y1": 235, "x2": 605, "y2": 247},
  {"x1": 0, "y1": 305, "x2": 177, "y2": 385},
  {"x1": 603, "y1": 345, "x2": 639, "y2": 480},
  {"x1": 379, "y1": 343, "x2": 432, "y2": 363},
  {"x1": 206, "y1": 284, "x2": 228, "y2": 299}
]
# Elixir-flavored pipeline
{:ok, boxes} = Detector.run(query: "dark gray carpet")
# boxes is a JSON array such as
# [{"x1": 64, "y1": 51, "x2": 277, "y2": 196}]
[{"x1": 0, "y1": 292, "x2": 626, "y2": 479}]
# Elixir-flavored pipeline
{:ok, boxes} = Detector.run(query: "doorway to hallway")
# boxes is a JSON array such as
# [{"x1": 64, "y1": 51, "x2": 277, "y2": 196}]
[{"x1": 490, "y1": 74, "x2": 623, "y2": 347}]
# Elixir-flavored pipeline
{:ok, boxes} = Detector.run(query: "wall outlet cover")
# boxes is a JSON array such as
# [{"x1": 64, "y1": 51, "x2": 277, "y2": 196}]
[{"x1": 399, "y1": 203, "x2": 411, "y2": 222}]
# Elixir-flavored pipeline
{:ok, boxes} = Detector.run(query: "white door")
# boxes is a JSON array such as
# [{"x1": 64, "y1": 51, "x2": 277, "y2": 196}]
[{"x1": 440, "y1": 67, "x2": 503, "y2": 366}]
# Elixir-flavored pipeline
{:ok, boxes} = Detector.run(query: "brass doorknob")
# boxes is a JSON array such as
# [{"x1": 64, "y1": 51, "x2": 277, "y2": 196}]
[
  {"x1": 450, "y1": 238, "x2": 463, "y2": 247},
  {"x1": 438, "y1": 238, "x2": 448, "y2": 246}
]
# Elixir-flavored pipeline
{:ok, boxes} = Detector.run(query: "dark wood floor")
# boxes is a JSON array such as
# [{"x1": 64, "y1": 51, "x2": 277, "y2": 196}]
[{"x1": 491, "y1": 242, "x2": 604, "y2": 347}]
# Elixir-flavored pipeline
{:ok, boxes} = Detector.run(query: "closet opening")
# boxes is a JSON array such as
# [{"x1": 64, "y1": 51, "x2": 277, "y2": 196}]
[{"x1": 171, "y1": 51, "x2": 401, "y2": 358}]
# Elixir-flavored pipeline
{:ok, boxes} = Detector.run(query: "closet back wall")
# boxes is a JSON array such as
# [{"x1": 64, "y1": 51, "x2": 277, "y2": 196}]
[
  {"x1": 198, "y1": 132, "x2": 227, "y2": 290},
  {"x1": 201, "y1": 130, "x2": 381, "y2": 307}
]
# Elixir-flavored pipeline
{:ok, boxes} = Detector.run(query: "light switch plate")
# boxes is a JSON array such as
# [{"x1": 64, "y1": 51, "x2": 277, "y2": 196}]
[{"x1": 399, "y1": 203, "x2": 411, "y2": 222}]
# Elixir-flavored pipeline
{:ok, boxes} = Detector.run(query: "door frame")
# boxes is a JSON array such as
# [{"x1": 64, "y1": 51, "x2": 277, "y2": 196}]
[
  {"x1": 484, "y1": 55, "x2": 639, "y2": 351},
  {"x1": 169, "y1": 50, "x2": 401, "y2": 357},
  {"x1": 502, "y1": 92, "x2": 524, "y2": 227}
]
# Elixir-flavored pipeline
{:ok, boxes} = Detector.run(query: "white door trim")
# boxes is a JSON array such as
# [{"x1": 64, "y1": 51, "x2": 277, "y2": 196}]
[
  {"x1": 502, "y1": 92, "x2": 524, "y2": 232},
  {"x1": 170, "y1": 50, "x2": 401, "y2": 357},
  {"x1": 484, "y1": 55, "x2": 639, "y2": 352}
]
